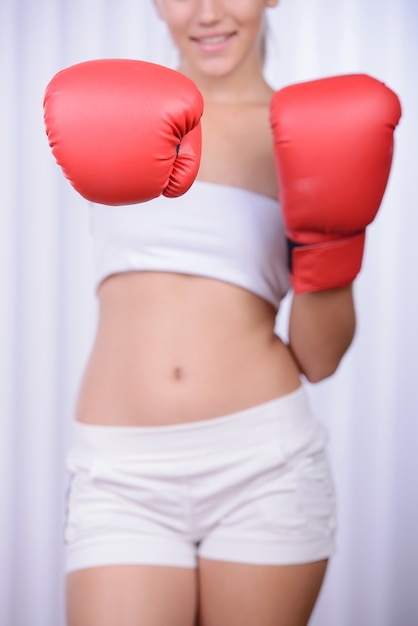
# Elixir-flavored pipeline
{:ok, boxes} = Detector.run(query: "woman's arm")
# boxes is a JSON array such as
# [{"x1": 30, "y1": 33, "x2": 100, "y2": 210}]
[
  {"x1": 270, "y1": 76, "x2": 400, "y2": 384},
  {"x1": 288, "y1": 286, "x2": 356, "y2": 383}
]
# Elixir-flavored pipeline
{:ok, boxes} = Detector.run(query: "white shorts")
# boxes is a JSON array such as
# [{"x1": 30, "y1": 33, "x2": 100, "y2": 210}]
[{"x1": 64, "y1": 386, "x2": 336, "y2": 572}]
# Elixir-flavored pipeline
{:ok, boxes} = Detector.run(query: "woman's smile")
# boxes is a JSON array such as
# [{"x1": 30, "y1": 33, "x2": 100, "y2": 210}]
[{"x1": 191, "y1": 31, "x2": 236, "y2": 54}]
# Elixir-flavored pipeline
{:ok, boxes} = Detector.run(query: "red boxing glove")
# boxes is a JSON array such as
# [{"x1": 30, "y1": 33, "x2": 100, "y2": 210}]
[
  {"x1": 43, "y1": 59, "x2": 204, "y2": 205},
  {"x1": 270, "y1": 74, "x2": 401, "y2": 293}
]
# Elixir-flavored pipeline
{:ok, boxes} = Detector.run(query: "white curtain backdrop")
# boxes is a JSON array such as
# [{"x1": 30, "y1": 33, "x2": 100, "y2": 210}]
[{"x1": 1, "y1": 1, "x2": 417, "y2": 625}]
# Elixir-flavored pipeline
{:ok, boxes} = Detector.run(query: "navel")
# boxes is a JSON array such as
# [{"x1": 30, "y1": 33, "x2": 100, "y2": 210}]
[{"x1": 172, "y1": 366, "x2": 184, "y2": 381}]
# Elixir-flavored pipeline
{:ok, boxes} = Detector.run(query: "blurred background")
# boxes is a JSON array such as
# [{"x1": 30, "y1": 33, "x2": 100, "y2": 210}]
[{"x1": 1, "y1": 1, "x2": 417, "y2": 625}]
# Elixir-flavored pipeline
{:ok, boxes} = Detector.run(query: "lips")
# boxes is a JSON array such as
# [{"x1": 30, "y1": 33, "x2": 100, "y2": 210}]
[
  {"x1": 194, "y1": 34, "x2": 232, "y2": 44},
  {"x1": 191, "y1": 32, "x2": 236, "y2": 51}
]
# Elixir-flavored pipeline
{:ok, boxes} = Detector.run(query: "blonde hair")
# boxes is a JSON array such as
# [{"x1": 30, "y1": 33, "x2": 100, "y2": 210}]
[{"x1": 260, "y1": 22, "x2": 268, "y2": 66}]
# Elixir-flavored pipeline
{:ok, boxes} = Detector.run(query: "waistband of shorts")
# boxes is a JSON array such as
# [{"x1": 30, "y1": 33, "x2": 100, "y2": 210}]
[{"x1": 69, "y1": 385, "x2": 316, "y2": 457}]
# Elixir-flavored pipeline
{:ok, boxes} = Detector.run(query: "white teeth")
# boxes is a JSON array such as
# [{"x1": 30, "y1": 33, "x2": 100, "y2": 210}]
[{"x1": 198, "y1": 35, "x2": 229, "y2": 44}]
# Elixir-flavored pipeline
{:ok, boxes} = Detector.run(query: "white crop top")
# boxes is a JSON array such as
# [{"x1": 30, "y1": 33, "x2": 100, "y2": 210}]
[{"x1": 89, "y1": 180, "x2": 289, "y2": 310}]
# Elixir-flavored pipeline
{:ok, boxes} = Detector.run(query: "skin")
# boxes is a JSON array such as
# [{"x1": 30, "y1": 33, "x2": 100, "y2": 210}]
[{"x1": 67, "y1": 1, "x2": 356, "y2": 624}]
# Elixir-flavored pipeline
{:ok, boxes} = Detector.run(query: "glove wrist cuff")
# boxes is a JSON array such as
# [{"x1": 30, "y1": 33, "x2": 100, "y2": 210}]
[{"x1": 288, "y1": 231, "x2": 366, "y2": 293}]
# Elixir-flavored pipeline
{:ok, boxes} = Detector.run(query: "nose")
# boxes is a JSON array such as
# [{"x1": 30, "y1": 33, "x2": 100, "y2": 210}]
[{"x1": 195, "y1": 0, "x2": 224, "y2": 25}]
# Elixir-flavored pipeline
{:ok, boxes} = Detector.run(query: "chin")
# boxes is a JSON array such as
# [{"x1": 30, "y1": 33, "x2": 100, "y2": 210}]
[{"x1": 194, "y1": 58, "x2": 239, "y2": 80}]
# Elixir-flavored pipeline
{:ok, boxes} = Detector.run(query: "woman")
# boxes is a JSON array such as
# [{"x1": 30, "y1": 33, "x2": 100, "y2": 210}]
[{"x1": 58, "y1": 1, "x2": 365, "y2": 625}]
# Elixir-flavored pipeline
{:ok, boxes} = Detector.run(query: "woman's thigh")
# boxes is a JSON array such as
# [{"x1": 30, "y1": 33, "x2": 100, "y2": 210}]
[
  {"x1": 67, "y1": 564, "x2": 198, "y2": 626},
  {"x1": 197, "y1": 557, "x2": 328, "y2": 626}
]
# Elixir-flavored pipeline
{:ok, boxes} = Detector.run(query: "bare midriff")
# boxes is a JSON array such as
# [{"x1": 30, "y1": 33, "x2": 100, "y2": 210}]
[{"x1": 75, "y1": 271, "x2": 302, "y2": 426}]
